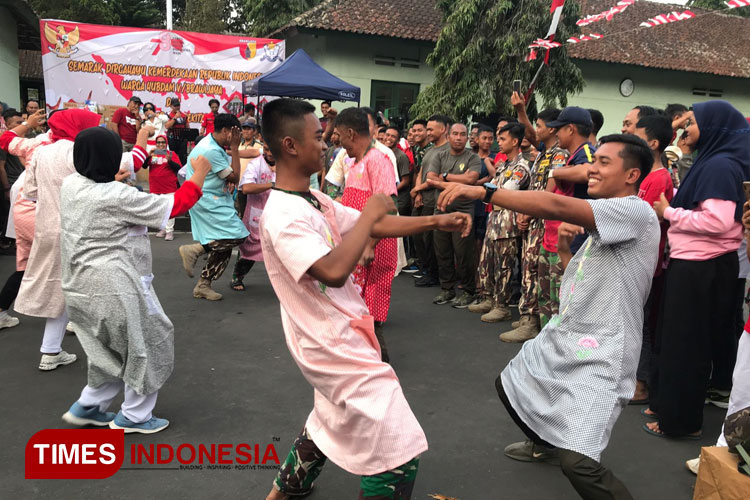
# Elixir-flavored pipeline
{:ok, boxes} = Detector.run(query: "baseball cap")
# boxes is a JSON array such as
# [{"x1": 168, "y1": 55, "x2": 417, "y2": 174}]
[
  {"x1": 546, "y1": 106, "x2": 593, "y2": 129},
  {"x1": 129, "y1": 96, "x2": 142, "y2": 104},
  {"x1": 241, "y1": 119, "x2": 257, "y2": 129},
  {"x1": 170, "y1": 98, "x2": 180, "y2": 106}
]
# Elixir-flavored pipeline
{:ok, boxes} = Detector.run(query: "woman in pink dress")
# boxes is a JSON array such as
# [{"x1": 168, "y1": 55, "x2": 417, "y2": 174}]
[
  {"x1": 230, "y1": 149, "x2": 276, "y2": 291},
  {"x1": 335, "y1": 108, "x2": 397, "y2": 361}
]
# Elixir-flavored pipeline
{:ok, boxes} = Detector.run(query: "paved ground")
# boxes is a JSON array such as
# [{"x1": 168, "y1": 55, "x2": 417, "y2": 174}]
[{"x1": 0, "y1": 233, "x2": 725, "y2": 499}]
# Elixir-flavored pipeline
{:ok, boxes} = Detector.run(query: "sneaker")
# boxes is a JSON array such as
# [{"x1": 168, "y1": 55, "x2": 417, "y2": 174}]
[
  {"x1": 468, "y1": 297, "x2": 493, "y2": 314},
  {"x1": 401, "y1": 264, "x2": 419, "y2": 273},
  {"x1": 154, "y1": 230, "x2": 166, "y2": 238},
  {"x1": 499, "y1": 315, "x2": 541, "y2": 343},
  {"x1": 433, "y1": 289, "x2": 456, "y2": 305},
  {"x1": 452, "y1": 291, "x2": 476, "y2": 309},
  {"x1": 62, "y1": 402, "x2": 116, "y2": 427},
  {"x1": 415, "y1": 275, "x2": 440, "y2": 287},
  {"x1": 504, "y1": 440, "x2": 559, "y2": 465},
  {"x1": 481, "y1": 306, "x2": 511, "y2": 323},
  {"x1": 0, "y1": 313, "x2": 20, "y2": 330},
  {"x1": 686, "y1": 457, "x2": 700, "y2": 475},
  {"x1": 705, "y1": 388, "x2": 730, "y2": 409},
  {"x1": 109, "y1": 411, "x2": 169, "y2": 434},
  {"x1": 413, "y1": 269, "x2": 427, "y2": 279},
  {"x1": 65, "y1": 321, "x2": 78, "y2": 334},
  {"x1": 39, "y1": 351, "x2": 77, "y2": 371},
  {"x1": 164, "y1": 232, "x2": 174, "y2": 241}
]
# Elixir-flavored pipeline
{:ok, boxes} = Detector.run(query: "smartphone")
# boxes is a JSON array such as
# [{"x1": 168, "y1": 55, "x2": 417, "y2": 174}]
[
  {"x1": 513, "y1": 79, "x2": 522, "y2": 95},
  {"x1": 153, "y1": 149, "x2": 167, "y2": 156},
  {"x1": 743, "y1": 181, "x2": 750, "y2": 202}
]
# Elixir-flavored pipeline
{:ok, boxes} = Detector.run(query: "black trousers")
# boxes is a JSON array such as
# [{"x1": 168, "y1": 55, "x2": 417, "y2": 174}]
[
  {"x1": 0, "y1": 270, "x2": 22, "y2": 310},
  {"x1": 412, "y1": 204, "x2": 437, "y2": 277},
  {"x1": 496, "y1": 376, "x2": 633, "y2": 500},
  {"x1": 652, "y1": 253, "x2": 739, "y2": 436},
  {"x1": 433, "y1": 215, "x2": 477, "y2": 294}
]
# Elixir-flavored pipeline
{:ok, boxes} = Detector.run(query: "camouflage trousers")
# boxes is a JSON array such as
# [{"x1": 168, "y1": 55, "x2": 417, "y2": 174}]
[
  {"x1": 518, "y1": 223, "x2": 544, "y2": 316},
  {"x1": 274, "y1": 427, "x2": 420, "y2": 499},
  {"x1": 477, "y1": 237, "x2": 518, "y2": 306},
  {"x1": 537, "y1": 246, "x2": 563, "y2": 328}
]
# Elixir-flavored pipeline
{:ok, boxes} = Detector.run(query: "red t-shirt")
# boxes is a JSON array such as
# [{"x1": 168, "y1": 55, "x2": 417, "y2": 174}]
[
  {"x1": 201, "y1": 113, "x2": 216, "y2": 134},
  {"x1": 146, "y1": 150, "x2": 181, "y2": 194},
  {"x1": 169, "y1": 111, "x2": 187, "y2": 130},
  {"x1": 493, "y1": 152, "x2": 508, "y2": 166},
  {"x1": 638, "y1": 167, "x2": 674, "y2": 276},
  {"x1": 112, "y1": 108, "x2": 138, "y2": 144}
]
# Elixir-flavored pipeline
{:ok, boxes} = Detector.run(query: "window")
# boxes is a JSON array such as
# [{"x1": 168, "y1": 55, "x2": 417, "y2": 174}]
[
  {"x1": 370, "y1": 80, "x2": 420, "y2": 131},
  {"x1": 692, "y1": 87, "x2": 723, "y2": 97}
]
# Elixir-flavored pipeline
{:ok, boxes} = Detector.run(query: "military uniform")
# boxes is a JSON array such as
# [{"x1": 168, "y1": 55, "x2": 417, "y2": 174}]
[
  {"x1": 519, "y1": 144, "x2": 569, "y2": 318},
  {"x1": 477, "y1": 153, "x2": 530, "y2": 309}
]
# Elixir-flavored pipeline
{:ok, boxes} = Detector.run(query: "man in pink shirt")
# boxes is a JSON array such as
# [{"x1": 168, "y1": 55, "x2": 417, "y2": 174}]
[{"x1": 258, "y1": 98, "x2": 471, "y2": 499}]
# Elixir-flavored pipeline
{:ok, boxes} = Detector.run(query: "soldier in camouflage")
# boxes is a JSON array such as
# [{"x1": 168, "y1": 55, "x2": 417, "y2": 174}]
[
  {"x1": 469, "y1": 123, "x2": 530, "y2": 322},
  {"x1": 500, "y1": 108, "x2": 570, "y2": 342}
]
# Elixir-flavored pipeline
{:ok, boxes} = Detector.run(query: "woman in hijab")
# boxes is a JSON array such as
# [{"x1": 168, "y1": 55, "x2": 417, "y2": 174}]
[
  {"x1": 142, "y1": 134, "x2": 181, "y2": 240},
  {"x1": 60, "y1": 127, "x2": 210, "y2": 434},
  {"x1": 647, "y1": 100, "x2": 750, "y2": 439},
  {"x1": 10, "y1": 109, "x2": 150, "y2": 371}
]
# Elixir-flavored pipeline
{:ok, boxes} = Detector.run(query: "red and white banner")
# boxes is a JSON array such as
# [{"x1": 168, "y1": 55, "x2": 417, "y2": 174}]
[
  {"x1": 40, "y1": 20, "x2": 285, "y2": 124},
  {"x1": 726, "y1": 0, "x2": 750, "y2": 8},
  {"x1": 577, "y1": 0, "x2": 636, "y2": 27},
  {"x1": 567, "y1": 33, "x2": 603, "y2": 43},
  {"x1": 640, "y1": 10, "x2": 695, "y2": 27}
]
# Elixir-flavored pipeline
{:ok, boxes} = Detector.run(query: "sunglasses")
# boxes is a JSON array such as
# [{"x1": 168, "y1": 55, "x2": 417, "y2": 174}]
[
  {"x1": 156, "y1": 141, "x2": 167, "y2": 144},
  {"x1": 144, "y1": 108, "x2": 154, "y2": 112}
]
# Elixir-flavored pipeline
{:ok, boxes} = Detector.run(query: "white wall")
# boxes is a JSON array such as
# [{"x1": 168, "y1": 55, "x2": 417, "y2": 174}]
[{"x1": 0, "y1": 7, "x2": 20, "y2": 108}]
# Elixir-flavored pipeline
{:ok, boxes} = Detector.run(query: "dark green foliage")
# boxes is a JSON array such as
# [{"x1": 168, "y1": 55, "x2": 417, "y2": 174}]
[{"x1": 411, "y1": 0, "x2": 585, "y2": 121}]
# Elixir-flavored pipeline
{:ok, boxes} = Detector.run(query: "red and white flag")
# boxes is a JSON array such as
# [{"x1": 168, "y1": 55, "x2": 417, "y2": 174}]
[
  {"x1": 640, "y1": 10, "x2": 695, "y2": 28},
  {"x1": 547, "y1": 0, "x2": 566, "y2": 37},
  {"x1": 567, "y1": 33, "x2": 604, "y2": 43},
  {"x1": 529, "y1": 38, "x2": 563, "y2": 49},
  {"x1": 577, "y1": 0, "x2": 635, "y2": 27},
  {"x1": 726, "y1": 0, "x2": 750, "y2": 8}
]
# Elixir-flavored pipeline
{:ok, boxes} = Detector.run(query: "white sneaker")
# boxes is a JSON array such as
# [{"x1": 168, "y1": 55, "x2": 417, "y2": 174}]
[
  {"x1": 155, "y1": 230, "x2": 166, "y2": 238},
  {"x1": 39, "y1": 351, "x2": 77, "y2": 371},
  {"x1": 164, "y1": 232, "x2": 174, "y2": 241},
  {"x1": 686, "y1": 457, "x2": 700, "y2": 475},
  {"x1": 0, "y1": 314, "x2": 20, "y2": 329},
  {"x1": 65, "y1": 321, "x2": 78, "y2": 334}
]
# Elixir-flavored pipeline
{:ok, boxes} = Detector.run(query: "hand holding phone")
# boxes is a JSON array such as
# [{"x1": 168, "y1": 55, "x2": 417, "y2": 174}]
[
  {"x1": 513, "y1": 80, "x2": 522, "y2": 95},
  {"x1": 743, "y1": 181, "x2": 750, "y2": 202}
]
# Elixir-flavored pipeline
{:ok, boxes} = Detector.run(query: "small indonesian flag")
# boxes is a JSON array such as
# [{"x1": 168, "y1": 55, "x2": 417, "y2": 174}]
[
  {"x1": 577, "y1": 0, "x2": 635, "y2": 27},
  {"x1": 547, "y1": 0, "x2": 566, "y2": 37},
  {"x1": 640, "y1": 10, "x2": 695, "y2": 28},
  {"x1": 726, "y1": 0, "x2": 750, "y2": 8},
  {"x1": 567, "y1": 33, "x2": 604, "y2": 44},
  {"x1": 529, "y1": 38, "x2": 563, "y2": 49}
]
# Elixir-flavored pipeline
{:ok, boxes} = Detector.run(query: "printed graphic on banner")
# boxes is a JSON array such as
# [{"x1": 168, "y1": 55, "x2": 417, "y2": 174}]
[{"x1": 40, "y1": 20, "x2": 285, "y2": 125}]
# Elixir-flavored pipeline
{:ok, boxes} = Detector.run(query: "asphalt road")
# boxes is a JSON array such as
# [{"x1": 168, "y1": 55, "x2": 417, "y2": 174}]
[{"x1": 0, "y1": 233, "x2": 725, "y2": 499}]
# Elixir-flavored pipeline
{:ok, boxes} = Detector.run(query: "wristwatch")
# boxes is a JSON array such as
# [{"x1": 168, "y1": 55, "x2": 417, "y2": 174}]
[
  {"x1": 442, "y1": 172, "x2": 449, "y2": 181},
  {"x1": 21, "y1": 121, "x2": 28, "y2": 127},
  {"x1": 483, "y1": 182, "x2": 498, "y2": 204}
]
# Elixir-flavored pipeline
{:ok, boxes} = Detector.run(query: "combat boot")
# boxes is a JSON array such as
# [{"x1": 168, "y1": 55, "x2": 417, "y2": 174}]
[
  {"x1": 499, "y1": 315, "x2": 541, "y2": 343},
  {"x1": 193, "y1": 278, "x2": 223, "y2": 301},
  {"x1": 468, "y1": 296, "x2": 493, "y2": 314},
  {"x1": 481, "y1": 305, "x2": 511, "y2": 323},
  {"x1": 179, "y1": 243, "x2": 206, "y2": 278}
]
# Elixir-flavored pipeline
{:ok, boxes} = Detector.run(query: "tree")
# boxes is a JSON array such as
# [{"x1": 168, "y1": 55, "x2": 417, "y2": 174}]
[
  {"x1": 410, "y1": 0, "x2": 585, "y2": 121},
  {"x1": 244, "y1": 0, "x2": 323, "y2": 37},
  {"x1": 113, "y1": 0, "x2": 163, "y2": 27},
  {"x1": 180, "y1": 0, "x2": 229, "y2": 33},
  {"x1": 689, "y1": 0, "x2": 750, "y2": 17},
  {"x1": 30, "y1": 0, "x2": 120, "y2": 25}
]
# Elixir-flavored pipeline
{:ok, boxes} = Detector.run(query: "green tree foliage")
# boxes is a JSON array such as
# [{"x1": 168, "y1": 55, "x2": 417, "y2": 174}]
[
  {"x1": 411, "y1": 0, "x2": 585, "y2": 121},
  {"x1": 689, "y1": 0, "x2": 750, "y2": 17},
  {"x1": 30, "y1": 0, "x2": 120, "y2": 25},
  {"x1": 245, "y1": 0, "x2": 323, "y2": 37}
]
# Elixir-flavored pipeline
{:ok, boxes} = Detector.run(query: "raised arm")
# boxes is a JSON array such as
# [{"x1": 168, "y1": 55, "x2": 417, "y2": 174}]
[
  {"x1": 511, "y1": 91, "x2": 538, "y2": 146},
  {"x1": 551, "y1": 163, "x2": 590, "y2": 184}
]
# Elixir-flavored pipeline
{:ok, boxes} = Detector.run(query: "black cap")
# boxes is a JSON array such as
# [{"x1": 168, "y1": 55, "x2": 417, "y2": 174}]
[
  {"x1": 170, "y1": 98, "x2": 180, "y2": 105},
  {"x1": 129, "y1": 96, "x2": 142, "y2": 104},
  {"x1": 545, "y1": 106, "x2": 592, "y2": 129}
]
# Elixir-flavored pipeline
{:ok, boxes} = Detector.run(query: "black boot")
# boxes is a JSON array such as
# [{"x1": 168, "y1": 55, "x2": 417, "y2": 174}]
[{"x1": 374, "y1": 321, "x2": 389, "y2": 363}]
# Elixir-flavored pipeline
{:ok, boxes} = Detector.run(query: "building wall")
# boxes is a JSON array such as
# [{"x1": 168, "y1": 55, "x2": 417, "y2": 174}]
[
  {"x1": 285, "y1": 31, "x2": 435, "y2": 111},
  {"x1": 569, "y1": 60, "x2": 750, "y2": 135},
  {"x1": 284, "y1": 31, "x2": 750, "y2": 130},
  {"x1": 0, "y1": 7, "x2": 20, "y2": 108}
]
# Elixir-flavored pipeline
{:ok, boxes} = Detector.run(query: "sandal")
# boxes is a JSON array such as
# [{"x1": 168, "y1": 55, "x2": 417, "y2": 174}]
[
  {"x1": 641, "y1": 408, "x2": 658, "y2": 419},
  {"x1": 642, "y1": 422, "x2": 701, "y2": 440},
  {"x1": 230, "y1": 278, "x2": 245, "y2": 292}
]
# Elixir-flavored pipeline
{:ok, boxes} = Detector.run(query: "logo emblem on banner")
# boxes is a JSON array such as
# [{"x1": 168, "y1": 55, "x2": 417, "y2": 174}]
[
  {"x1": 242, "y1": 41, "x2": 257, "y2": 60},
  {"x1": 44, "y1": 23, "x2": 80, "y2": 58},
  {"x1": 25, "y1": 429, "x2": 125, "y2": 479}
]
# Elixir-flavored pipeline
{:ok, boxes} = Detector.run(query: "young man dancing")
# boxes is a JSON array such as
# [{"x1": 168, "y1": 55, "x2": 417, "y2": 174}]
[
  {"x1": 436, "y1": 134, "x2": 660, "y2": 499},
  {"x1": 258, "y1": 98, "x2": 471, "y2": 500}
]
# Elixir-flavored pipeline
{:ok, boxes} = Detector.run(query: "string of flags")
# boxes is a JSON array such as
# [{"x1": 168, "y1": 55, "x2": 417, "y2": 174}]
[
  {"x1": 577, "y1": 0, "x2": 636, "y2": 27},
  {"x1": 640, "y1": 10, "x2": 695, "y2": 28},
  {"x1": 528, "y1": 0, "x2": 749, "y2": 52}
]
